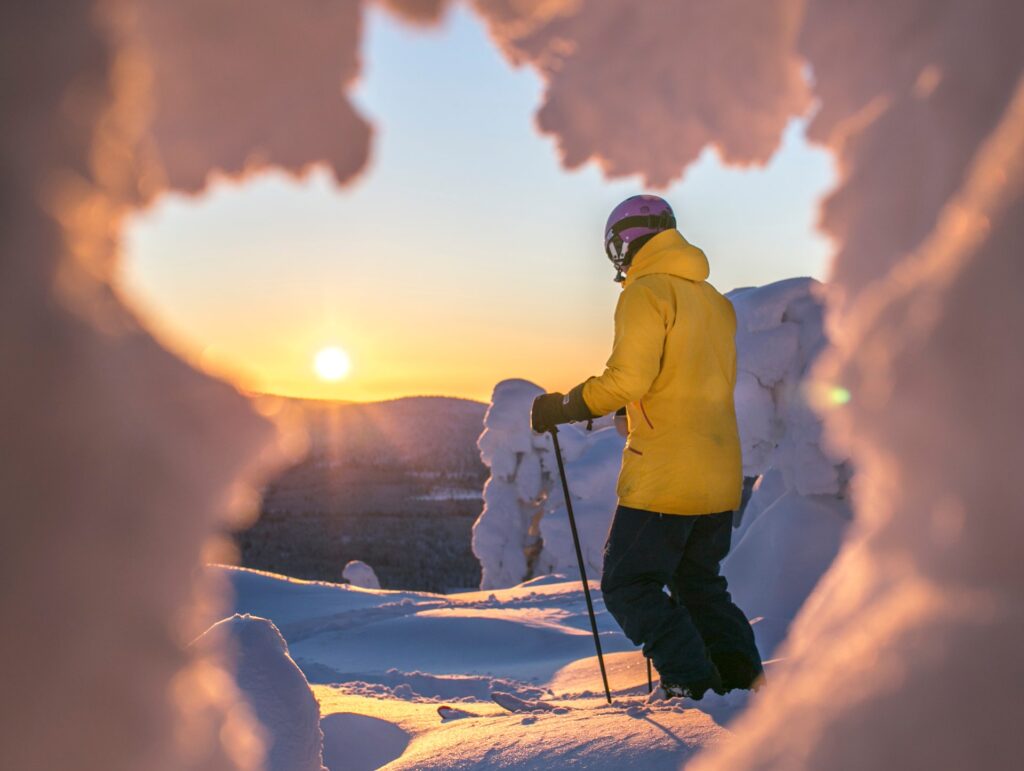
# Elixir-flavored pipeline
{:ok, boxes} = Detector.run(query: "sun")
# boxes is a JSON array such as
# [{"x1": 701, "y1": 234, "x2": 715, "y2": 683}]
[{"x1": 313, "y1": 346, "x2": 351, "y2": 382}]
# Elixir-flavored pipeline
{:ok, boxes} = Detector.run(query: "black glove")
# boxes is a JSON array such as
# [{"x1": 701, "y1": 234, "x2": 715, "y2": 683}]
[
  {"x1": 531, "y1": 384, "x2": 596, "y2": 433},
  {"x1": 531, "y1": 392, "x2": 567, "y2": 433}
]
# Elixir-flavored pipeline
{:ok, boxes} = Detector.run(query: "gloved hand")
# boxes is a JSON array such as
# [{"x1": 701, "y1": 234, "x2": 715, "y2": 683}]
[
  {"x1": 532, "y1": 384, "x2": 597, "y2": 433},
  {"x1": 531, "y1": 392, "x2": 567, "y2": 433}
]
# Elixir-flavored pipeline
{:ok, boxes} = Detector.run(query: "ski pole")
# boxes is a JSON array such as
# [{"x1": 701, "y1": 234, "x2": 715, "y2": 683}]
[
  {"x1": 646, "y1": 655, "x2": 653, "y2": 693},
  {"x1": 549, "y1": 427, "x2": 612, "y2": 704}
]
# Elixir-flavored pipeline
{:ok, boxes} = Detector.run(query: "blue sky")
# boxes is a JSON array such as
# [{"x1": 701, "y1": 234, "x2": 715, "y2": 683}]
[{"x1": 124, "y1": 4, "x2": 835, "y2": 402}]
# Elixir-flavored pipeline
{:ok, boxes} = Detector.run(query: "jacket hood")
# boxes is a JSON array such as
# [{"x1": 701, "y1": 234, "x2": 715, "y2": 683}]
[{"x1": 624, "y1": 229, "x2": 710, "y2": 287}]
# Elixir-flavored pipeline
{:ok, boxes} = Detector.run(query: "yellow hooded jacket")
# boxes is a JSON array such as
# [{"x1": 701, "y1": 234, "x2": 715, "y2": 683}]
[{"x1": 580, "y1": 229, "x2": 742, "y2": 516}]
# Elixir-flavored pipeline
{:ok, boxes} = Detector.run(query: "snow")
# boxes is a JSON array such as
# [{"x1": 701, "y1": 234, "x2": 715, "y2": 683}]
[
  {"x1": 723, "y1": 492, "x2": 850, "y2": 653},
  {"x1": 7, "y1": 3, "x2": 1017, "y2": 770},
  {"x1": 223, "y1": 564, "x2": 744, "y2": 769},
  {"x1": 472, "y1": 278, "x2": 852, "y2": 656},
  {"x1": 695, "y1": 5, "x2": 1024, "y2": 770},
  {"x1": 473, "y1": 379, "x2": 548, "y2": 589},
  {"x1": 226, "y1": 565, "x2": 636, "y2": 683},
  {"x1": 343, "y1": 560, "x2": 381, "y2": 590},
  {"x1": 382, "y1": 703, "x2": 724, "y2": 771},
  {"x1": 194, "y1": 615, "x2": 327, "y2": 771},
  {"x1": 1, "y1": 9, "x2": 285, "y2": 770},
  {"x1": 321, "y1": 713, "x2": 410, "y2": 771}
]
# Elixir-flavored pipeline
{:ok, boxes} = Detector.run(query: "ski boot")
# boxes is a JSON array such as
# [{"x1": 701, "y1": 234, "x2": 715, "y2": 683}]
[
  {"x1": 654, "y1": 667, "x2": 724, "y2": 702},
  {"x1": 710, "y1": 651, "x2": 765, "y2": 693}
]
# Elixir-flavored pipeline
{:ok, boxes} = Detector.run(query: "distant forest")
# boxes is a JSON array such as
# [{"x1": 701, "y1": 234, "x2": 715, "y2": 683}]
[{"x1": 234, "y1": 396, "x2": 489, "y2": 592}]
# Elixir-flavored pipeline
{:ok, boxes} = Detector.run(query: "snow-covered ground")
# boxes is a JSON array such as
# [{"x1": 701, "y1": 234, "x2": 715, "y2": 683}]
[{"x1": 222, "y1": 565, "x2": 770, "y2": 770}]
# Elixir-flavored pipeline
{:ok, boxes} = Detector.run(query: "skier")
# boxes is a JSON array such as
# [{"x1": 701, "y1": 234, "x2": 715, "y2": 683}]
[{"x1": 531, "y1": 195, "x2": 763, "y2": 700}]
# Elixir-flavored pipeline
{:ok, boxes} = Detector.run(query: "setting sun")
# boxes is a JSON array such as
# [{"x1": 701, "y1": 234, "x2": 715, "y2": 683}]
[{"x1": 313, "y1": 346, "x2": 351, "y2": 382}]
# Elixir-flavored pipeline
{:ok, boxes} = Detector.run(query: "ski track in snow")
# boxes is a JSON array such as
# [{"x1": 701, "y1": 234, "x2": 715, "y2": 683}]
[{"x1": 222, "y1": 564, "x2": 752, "y2": 769}]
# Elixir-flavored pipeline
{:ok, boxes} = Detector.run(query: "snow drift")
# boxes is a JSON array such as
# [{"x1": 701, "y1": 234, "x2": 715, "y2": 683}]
[
  {"x1": 343, "y1": 560, "x2": 382, "y2": 590},
  {"x1": 473, "y1": 278, "x2": 851, "y2": 654},
  {"x1": 195, "y1": 615, "x2": 328, "y2": 771},
  {"x1": 225, "y1": 565, "x2": 731, "y2": 770},
  {"x1": 724, "y1": 278, "x2": 853, "y2": 652}
]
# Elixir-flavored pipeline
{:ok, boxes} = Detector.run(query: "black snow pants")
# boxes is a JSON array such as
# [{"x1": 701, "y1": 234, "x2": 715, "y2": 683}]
[{"x1": 600, "y1": 506, "x2": 762, "y2": 687}]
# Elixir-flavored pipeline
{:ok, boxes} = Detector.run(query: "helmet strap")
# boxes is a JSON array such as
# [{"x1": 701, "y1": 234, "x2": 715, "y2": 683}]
[{"x1": 605, "y1": 214, "x2": 674, "y2": 282}]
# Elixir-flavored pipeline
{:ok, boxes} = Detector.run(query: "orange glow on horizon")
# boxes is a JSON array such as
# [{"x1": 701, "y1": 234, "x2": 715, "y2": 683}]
[
  {"x1": 121, "y1": 260, "x2": 617, "y2": 406},
  {"x1": 123, "y1": 294, "x2": 612, "y2": 405}
]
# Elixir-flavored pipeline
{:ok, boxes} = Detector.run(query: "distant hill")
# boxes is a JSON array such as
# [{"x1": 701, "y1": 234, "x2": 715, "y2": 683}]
[
  {"x1": 238, "y1": 395, "x2": 489, "y2": 592},
  {"x1": 285, "y1": 395, "x2": 488, "y2": 474}
]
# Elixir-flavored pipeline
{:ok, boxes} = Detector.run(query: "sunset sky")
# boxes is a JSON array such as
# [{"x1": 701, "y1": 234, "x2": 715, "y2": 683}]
[{"x1": 123, "y1": 4, "x2": 834, "y2": 403}]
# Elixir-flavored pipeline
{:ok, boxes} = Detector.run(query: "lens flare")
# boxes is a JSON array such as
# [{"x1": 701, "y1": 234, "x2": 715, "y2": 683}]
[
  {"x1": 313, "y1": 347, "x2": 351, "y2": 382},
  {"x1": 805, "y1": 381, "x2": 853, "y2": 411},
  {"x1": 830, "y1": 386, "x2": 852, "y2": 405}
]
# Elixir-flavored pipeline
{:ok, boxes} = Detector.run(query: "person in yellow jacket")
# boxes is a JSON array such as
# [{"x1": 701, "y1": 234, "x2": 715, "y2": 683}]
[{"x1": 531, "y1": 195, "x2": 763, "y2": 700}]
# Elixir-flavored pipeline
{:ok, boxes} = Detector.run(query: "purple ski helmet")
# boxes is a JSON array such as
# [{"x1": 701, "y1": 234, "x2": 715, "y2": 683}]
[{"x1": 604, "y1": 195, "x2": 676, "y2": 281}]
